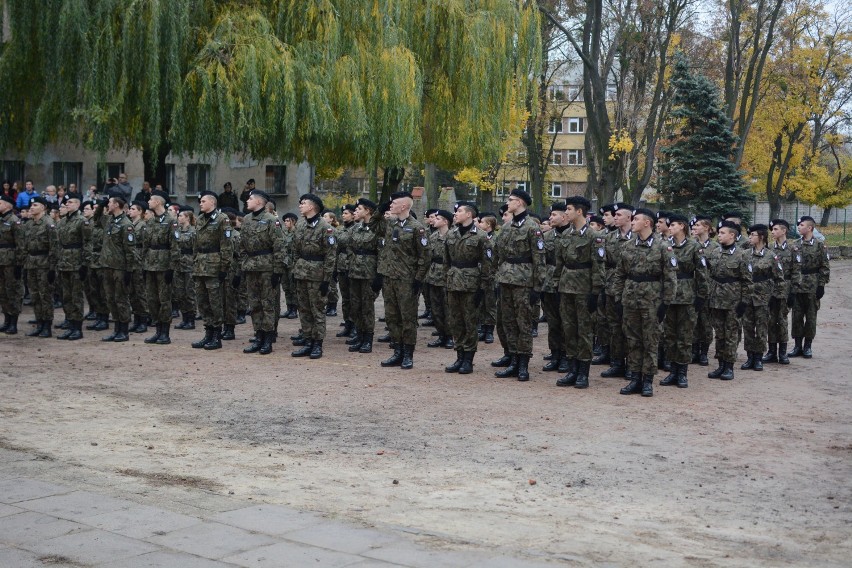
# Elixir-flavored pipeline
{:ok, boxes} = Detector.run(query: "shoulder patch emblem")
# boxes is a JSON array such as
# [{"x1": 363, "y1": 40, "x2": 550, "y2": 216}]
[
  {"x1": 700, "y1": 257, "x2": 707, "y2": 267},
  {"x1": 670, "y1": 257, "x2": 678, "y2": 267},
  {"x1": 536, "y1": 239, "x2": 544, "y2": 250},
  {"x1": 225, "y1": 229, "x2": 231, "y2": 238},
  {"x1": 328, "y1": 235, "x2": 336, "y2": 245},
  {"x1": 420, "y1": 236, "x2": 428, "y2": 246},
  {"x1": 796, "y1": 254, "x2": 801, "y2": 263},
  {"x1": 174, "y1": 230, "x2": 180, "y2": 239},
  {"x1": 598, "y1": 247, "x2": 605, "y2": 258},
  {"x1": 777, "y1": 262, "x2": 783, "y2": 272},
  {"x1": 486, "y1": 248, "x2": 493, "y2": 259},
  {"x1": 747, "y1": 263, "x2": 753, "y2": 273},
  {"x1": 128, "y1": 233, "x2": 134, "y2": 242}
]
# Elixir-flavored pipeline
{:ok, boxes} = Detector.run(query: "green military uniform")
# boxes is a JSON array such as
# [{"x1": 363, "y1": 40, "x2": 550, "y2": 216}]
[
  {"x1": 82, "y1": 209, "x2": 109, "y2": 330},
  {"x1": 55, "y1": 208, "x2": 89, "y2": 338},
  {"x1": 192, "y1": 209, "x2": 233, "y2": 348},
  {"x1": 173, "y1": 224, "x2": 197, "y2": 328},
  {"x1": 141, "y1": 210, "x2": 180, "y2": 342},
  {"x1": 280, "y1": 227, "x2": 297, "y2": 317},
  {"x1": 425, "y1": 229, "x2": 450, "y2": 347},
  {"x1": 239, "y1": 209, "x2": 286, "y2": 353},
  {"x1": 222, "y1": 225, "x2": 241, "y2": 337},
  {"x1": 24, "y1": 215, "x2": 59, "y2": 335},
  {"x1": 100, "y1": 211, "x2": 137, "y2": 340},
  {"x1": 741, "y1": 246, "x2": 784, "y2": 368},
  {"x1": 291, "y1": 214, "x2": 337, "y2": 355},
  {"x1": 789, "y1": 235, "x2": 830, "y2": 357},
  {"x1": 765, "y1": 239, "x2": 801, "y2": 361},
  {"x1": 478, "y1": 230, "x2": 498, "y2": 342},
  {"x1": 705, "y1": 243, "x2": 753, "y2": 378},
  {"x1": 692, "y1": 237, "x2": 714, "y2": 365},
  {"x1": 540, "y1": 225, "x2": 566, "y2": 370},
  {"x1": 346, "y1": 213, "x2": 381, "y2": 353},
  {"x1": 129, "y1": 217, "x2": 149, "y2": 331},
  {"x1": 601, "y1": 228, "x2": 632, "y2": 376},
  {"x1": 334, "y1": 221, "x2": 355, "y2": 332},
  {"x1": 0, "y1": 207, "x2": 25, "y2": 334}
]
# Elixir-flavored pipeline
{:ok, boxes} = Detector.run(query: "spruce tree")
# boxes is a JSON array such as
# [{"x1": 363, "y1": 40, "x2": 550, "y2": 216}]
[{"x1": 659, "y1": 53, "x2": 751, "y2": 222}]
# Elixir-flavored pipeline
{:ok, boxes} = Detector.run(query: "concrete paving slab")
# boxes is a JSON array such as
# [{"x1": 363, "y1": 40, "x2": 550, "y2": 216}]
[
  {"x1": 0, "y1": 478, "x2": 71, "y2": 504},
  {"x1": 222, "y1": 541, "x2": 364, "y2": 568},
  {"x1": 0, "y1": 449, "x2": 29, "y2": 464},
  {"x1": 0, "y1": 546, "x2": 59, "y2": 568},
  {"x1": 0, "y1": 503, "x2": 22, "y2": 518},
  {"x1": 282, "y1": 521, "x2": 402, "y2": 555},
  {"x1": 145, "y1": 521, "x2": 277, "y2": 560},
  {"x1": 23, "y1": 528, "x2": 159, "y2": 565},
  {"x1": 97, "y1": 550, "x2": 240, "y2": 568},
  {"x1": 211, "y1": 504, "x2": 324, "y2": 536},
  {"x1": 83, "y1": 503, "x2": 202, "y2": 539},
  {"x1": 343, "y1": 561, "x2": 408, "y2": 568},
  {"x1": 465, "y1": 554, "x2": 560, "y2": 567},
  {"x1": 361, "y1": 540, "x2": 482, "y2": 568},
  {"x1": 0, "y1": 511, "x2": 88, "y2": 545},
  {"x1": 21, "y1": 490, "x2": 134, "y2": 521}
]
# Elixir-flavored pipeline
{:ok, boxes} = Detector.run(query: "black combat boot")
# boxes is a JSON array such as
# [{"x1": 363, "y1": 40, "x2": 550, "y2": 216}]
[
  {"x1": 309, "y1": 340, "x2": 323, "y2": 359},
  {"x1": 192, "y1": 326, "x2": 214, "y2": 348},
  {"x1": 592, "y1": 337, "x2": 602, "y2": 358},
  {"x1": 557, "y1": 354, "x2": 571, "y2": 373},
  {"x1": 84, "y1": 310, "x2": 97, "y2": 321},
  {"x1": 418, "y1": 308, "x2": 431, "y2": 319},
  {"x1": 802, "y1": 338, "x2": 813, "y2": 358},
  {"x1": 574, "y1": 360, "x2": 590, "y2": 389},
  {"x1": 720, "y1": 361, "x2": 734, "y2": 380},
  {"x1": 494, "y1": 356, "x2": 519, "y2": 378},
  {"x1": 112, "y1": 321, "x2": 129, "y2": 342},
  {"x1": 101, "y1": 321, "x2": 119, "y2": 341},
  {"x1": 0, "y1": 314, "x2": 9, "y2": 333},
  {"x1": 336, "y1": 321, "x2": 353, "y2": 338},
  {"x1": 292, "y1": 333, "x2": 309, "y2": 346},
  {"x1": 127, "y1": 314, "x2": 141, "y2": 333},
  {"x1": 285, "y1": 305, "x2": 298, "y2": 319},
  {"x1": 221, "y1": 324, "x2": 236, "y2": 340},
  {"x1": 236, "y1": 311, "x2": 246, "y2": 324},
  {"x1": 641, "y1": 374, "x2": 654, "y2": 397},
  {"x1": 676, "y1": 363, "x2": 689, "y2": 388},
  {"x1": 244, "y1": 331, "x2": 264, "y2": 353},
  {"x1": 491, "y1": 351, "x2": 512, "y2": 367},
  {"x1": 740, "y1": 352, "x2": 755, "y2": 370},
  {"x1": 543, "y1": 350, "x2": 562, "y2": 372},
  {"x1": 55, "y1": 319, "x2": 69, "y2": 329},
  {"x1": 530, "y1": 323, "x2": 538, "y2": 338},
  {"x1": 698, "y1": 343, "x2": 709, "y2": 366},
  {"x1": 762, "y1": 343, "x2": 778, "y2": 363},
  {"x1": 787, "y1": 337, "x2": 803, "y2": 357},
  {"x1": 427, "y1": 335, "x2": 446, "y2": 348},
  {"x1": 259, "y1": 331, "x2": 273, "y2": 355},
  {"x1": 27, "y1": 321, "x2": 44, "y2": 337},
  {"x1": 39, "y1": 320, "x2": 52, "y2": 338},
  {"x1": 778, "y1": 343, "x2": 790, "y2": 365},
  {"x1": 184, "y1": 312, "x2": 196, "y2": 330},
  {"x1": 620, "y1": 371, "x2": 642, "y2": 395},
  {"x1": 478, "y1": 325, "x2": 485, "y2": 341},
  {"x1": 556, "y1": 359, "x2": 578, "y2": 387},
  {"x1": 381, "y1": 345, "x2": 404, "y2": 367},
  {"x1": 752, "y1": 353, "x2": 763, "y2": 371},
  {"x1": 144, "y1": 323, "x2": 162, "y2": 344},
  {"x1": 291, "y1": 339, "x2": 313, "y2": 357},
  {"x1": 660, "y1": 362, "x2": 679, "y2": 386},
  {"x1": 483, "y1": 325, "x2": 494, "y2": 344},
  {"x1": 691, "y1": 343, "x2": 699, "y2": 364},
  {"x1": 156, "y1": 323, "x2": 171, "y2": 345},
  {"x1": 66, "y1": 321, "x2": 83, "y2": 341},
  {"x1": 591, "y1": 345, "x2": 610, "y2": 365},
  {"x1": 347, "y1": 331, "x2": 364, "y2": 352},
  {"x1": 203, "y1": 326, "x2": 222, "y2": 350},
  {"x1": 4, "y1": 314, "x2": 18, "y2": 335},
  {"x1": 90, "y1": 314, "x2": 110, "y2": 331},
  {"x1": 377, "y1": 333, "x2": 391, "y2": 343},
  {"x1": 458, "y1": 351, "x2": 474, "y2": 375},
  {"x1": 445, "y1": 351, "x2": 464, "y2": 373},
  {"x1": 516, "y1": 355, "x2": 530, "y2": 382},
  {"x1": 400, "y1": 345, "x2": 414, "y2": 369},
  {"x1": 708, "y1": 360, "x2": 725, "y2": 378},
  {"x1": 601, "y1": 358, "x2": 626, "y2": 378},
  {"x1": 358, "y1": 333, "x2": 373, "y2": 353},
  {"x1": 57, "y1": 322, "x2": 74, "y2": 340},
  {"x1": 444, "y1": 336, "x2": 454, "y2": 349},
  {"x1": 325, "y1": 304, "x2": 337, "y2": 317}
]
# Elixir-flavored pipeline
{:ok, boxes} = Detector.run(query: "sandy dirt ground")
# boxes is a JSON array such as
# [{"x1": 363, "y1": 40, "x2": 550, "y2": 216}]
[{"x1": 1, "y1": 261, "x2": 851, "y2": 567}]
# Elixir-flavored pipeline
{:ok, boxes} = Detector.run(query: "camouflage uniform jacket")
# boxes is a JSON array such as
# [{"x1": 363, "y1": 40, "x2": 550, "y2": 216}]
[
  {"x1": 541, "y1": 227, "x2": 563, "y2": 293},
  {"x1": 292, "y1": 215, "x2": 336, "y2": 282},
  {"x1": 55, "y1": 210, "x2": 89, "y2": 272},
  {"x1": 238, "y1": 210, "x2": 286, "y2": 273},
  {"x1": 443, "y1": 223, "x2": 493, "y2": 293},
  {"x1": 706, "y1": 244, "x2": 753, "y2": 310},
  {"x1": 99, "y1": 212, "x2": 136, "y2": 271},
  {"x1": 192, "y1": 210, "x2": 233, "y2": 277},
  {"x1": 611, "y1": 233, "x2": 677, "y2": 309},
  {"x1": 770, "y1": 239, "x2": 801, "y2": 299},
  {"x1": 23, "y1": 216, "x2": 58, "y2": 270},
  {"x1": 669, "y1": 237, "x2": 708, "y2": 305},
  {"x1": 793, "y1": 237, "x2": 830, "y2": 293},
  {"x1": 0, "y1": 210, "x2": 24, "y2": 267},
  {"x1": 348, "y1": 217, "x2": 381, "y2": 281},
  {"x1": 747, "y1": 246, "x2": 784, "y2": 306},
  {"x1": 603, "y1": 229, "x2": 632, "y2": 295},
  {"x1": 81, "y1": 216, "x2": 100, "y2": 269},
  {"x1": 175, "y1": 226, "x2": 195, "y2": 273},
  {"x1": 377, "y1": 215, "x2": 429, "y2": 282},
  {"x1": 141, "y1": 212, "x2": 179, "y2": 272},
  {"x1": 131, "y1": 217, "x2": 147, "y2": 270},
  {"x1": 335, "y1": 223, "x2": 355, "y2": 273},
  {"x1": 281, "y1": 228, "x2": 295, "y2": 271},
  {"x1": 494, "y1": 212, "x2": 545, "y2": 290},
  {"x1": 555, "y1": 222, "x2": 604, "y2": 295},
  {"x1": 425, "y1": 230, "x2": 449, "y2": 287}
]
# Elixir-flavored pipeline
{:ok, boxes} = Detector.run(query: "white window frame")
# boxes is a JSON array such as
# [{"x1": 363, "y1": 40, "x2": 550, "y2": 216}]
[
  {"x1": 567, "y1": 150, "x2": 585, "y2": 166},
  {"x1": 550, "y1": 150, "x2": 563, "y2": 165},
  {"x1": 515, "y1": 181, "x2": 527, "y2": 192},
  {"x1": 265, "y1": 164, "x2": 287, "y2": 195},
  {"x1": 551, "y1": 183, "x2": 562, "y2": 198},
  {"x1": 186, "y1": 163, "x2": 211, "y2": 195},
  {"x1": 567, "y1": 117, "x2": 585, "y2": 134},
  {"x1": 548, "y1": 118, "x2": 563, "y2": 134}
]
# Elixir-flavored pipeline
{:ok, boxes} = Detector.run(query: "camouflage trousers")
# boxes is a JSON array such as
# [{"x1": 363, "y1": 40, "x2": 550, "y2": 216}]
[
  {"x1": 541, "y1": 292, "x2": 563, "y2": 354},
  {"x1": 426, "y1": 284, "x2": 449, "y2": 338},
  {"x1": 791, "y1": 292, "x2": 819, "y2": 340},
  {"x1": 495, "y1": 292, "x2": 509, "y2": 351},
  {"x1": 58, "y1": 270, "x2": 84, "y2": 321},
  {"x1": 694, "y1": 304, "x2": 714, "y2": 345},
  {"x1": 130, "y1": 270, "x2": 148, "y2": 318},
  {"x1": 766, "y1": 297, "x2": 790, "y2": 343},
  {"x1": 27, "y1": 268, "x2": 54, "y2": 322},
  {"x1": 172, "y1": 271, "x2": 196, "y2": 314},
  {"x1": 623, "y1": 304, "x2": 661, "y2": 375},
  {"x1": 337, "y1": 272, "x2": 351, "y2": 321},
  {"x1": 594, "y1": 294, "x2": 607, "y2": 345},
  {"x1": 479, "y1": 284, "x2": 497, "y2": 326},
  {"x1": 85, "y1": 268, "x2": 107, "y2": 315},
  {"x1": 349, "y1": 277, "x2": 377, "y2": 334},
  {"x1": 498, "y1": 284, "x2": 534, "y2": 356},
  {"x1": 383, "y1": 277, "x2": 418, "y2": 345},
  {"x1": 742, "y1": 303, "x2": 769, "y2": 353},
  {"x1": 327, "y1": 276, "x2": 339, "y2": 307},
  {"x1": 245, "y1": 271, "x2": 277, "y2": 332},
  {"x1": 561, "y1": 293, "x2": 594, "y2": 361},
  {"x1": 145, "y1": 271, "x2": 172, "y2": 324},
  {"x1": 447, "y1": 290, "x2": 479, "y2": 352},
  {"x1": 663, "y1": 304, "x2": 696, "y2": 365},
  {"x1": 280, "y1": 269, "x2": 296, "y2": 307},
  {"x1": 605, "y1": 294, "x2": 626, "y2": 359},
  {"x1": 102, "y1": 268, "x2": 131, "y2": 323},
  {"x1": 296, "y1": 279, "x2": 327, "y2": 340},
  {"x1": 223, "y1": 270, "x2": 239, "y2": 326},
  {"x1": 710, "y1": 308, "x2": 740, "y2": 363},
  {"x1": 194, "y1": 276, "x2": 224, "y2": 327},
  {"x1": 0, "y1": 265, "x2": 23, "y2": 316}
]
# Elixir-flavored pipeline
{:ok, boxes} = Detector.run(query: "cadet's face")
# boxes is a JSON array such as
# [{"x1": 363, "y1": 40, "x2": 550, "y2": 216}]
[
  {"x1": 602, "y1": 211, "x2": 614, "y2": 225},
  {"x1": 631, "y1": 215, "x2": 649, "y2": 233},
  {"x1": 199, "y1": 195, "x2": 216, "y2": 213},
  {"x1": 65, "y1": 199, "x2": 80, "y2": 214},
  {"x1": 748, "y1": 232, "x2": 761, "y2": 246},
  {"x1": 506, "y1": 195, "x2": 523, "y2": 214},
  {"x1": 549, "y1": 210, "x2": 564, "y2": 226},
  {"x1": 614, "y1": 209, "x2": 631, "y2": 228},
  {"x1": 0, "y1": 201, "x2": 10, "y2": 214},
  {"x1": 718, "y1": 227, "x2": 736, "y2": 245},
  {"x1": 342, "y1": 210, "x2": 353, "y2": 223},
  {"x1": 82, "y1": 204, "x2": 93, "y2": 217},
  {"x1": 501, "y1": 210, "x2": 512, "y2": 223},
  {"x1": 322, "y1": 212, "x2": 334, "y2": 224},
  {"x1": 354, "y1": 205, "x2": 368, "y2": 221},
  {"x1": 797, "y1": 221, "x2": 813, "y2": 237},
  {"x1": 30, "y1": 202, "x2": 45, "y2": 217},
  {"x1": 298, "y1": 200, "x2": 314, "y2": 217},
  {"x1": 771, "y1": 224, "x2": 786, "y2": 240},
  {"x1": 178, "y1": 211, "x2": 190, "y2": 226},
  {"x1": 669, "y1": 221, "x2": 685, "y2": 239},
  {"x1": 246, "y1": 194, "x2": 263, "y2": 211},
  {"x1": 129, "y1": 206, "x2": 142, "y2": 219},
  {"x1": 284, "y1": 219, "x2": 295, "y2": 230},
  {"x1": 565, "y1": 205, "x2": 580, "y2": 223},
  {"x1": 656, "y1": 219, "x2": 668, "y2": 234},
  {"x1": 107, "y1": 198, "x2": 121, "y2": 215}
]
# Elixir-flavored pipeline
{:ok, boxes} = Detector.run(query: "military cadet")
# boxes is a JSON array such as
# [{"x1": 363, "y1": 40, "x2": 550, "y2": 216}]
[
  {"x1": 491, "y1": 204, "x2": 515, "y2": 367},
  {"x1": 588, "y1": 213, "x2": 608, "y2": 361},
  {"x1": 611, "y1": 208, "x2": 677, "y2": 396},
  {"x1": 372, "y1": 192, "x2": 429, "y2": 369},
  {"x1": 762, "y1": 219, "x2": 800, "y2": 364},
  {"x1": 322, "y1": 211, "x2": 341, "y2": 317},
  {"x1": 418, "y1": 208, "x2": 438, "y2": 323},
  {"x1": 290, "y1": 193, "x2": 337, "y2": 359},
  {"x1": 0, "y1": 194, "x2": 24, "y2": 334},
  {"x1": 346, "y1": 198, "x2": 381, "y2": 354},
  {"x1": 239, "y1": 190, "x2": 286, "y2": 355},
  {"x1": 279, "y1": 213, "x2": 298, "y2": 319},
  {"x1": 220, "y1": 207, "x2": 241, "y2": 341},
  {"x1": 541, "y1": 202, "x2": 568, "y2": 372},
  {"x1": 689, "y1": 216, "x2": 715, "y2": 365},
  {"x1": 191, "y1": 191, "x2": 233, "y2": 350},
  {"x1": 739, "y1": 224, "x2": 785, "y2": 371},
  {"x1": 722, "y1": 212, "x2": 751, "y2": 250},
  {"x1": 81, "y1": 201, "x2": 107, "y2": 329},
  {"x1": 787, "y1": 216, "x2": 830, "y2": 358},
  {"x1": 659, "y1": 213, "x2": 708, "y2": 388},
  {"x1": 124, "y1": 201, "x2": 149, "y2": 333},
  {"x1": 599, "y1": 203, "x2": 633, "y2": 378},
  {"x1": 554, "y1": 196, "x2": 604, "y2": 389},
  {"x1": 425, "y1": 209, "x2": 453, "y2": 349},
  {"x1": 493, "y1": 189, "x2": 545, "y2": 382},
  {"x1": 23, "y1": 197, "x2": 59, "y2": 337},
  {"x1": 444, "y1": 201, "x2": 493, "y2": 374},
  {"x1": 54, "y1": 192, "x2": 89, "y2": 340},
  {"x1": 706, "y1": 220, "x2": 753, "y2": 380},
  {"x1": 140, "y1": 190, "x2": 179, "y2": 345},
  {"x1": 100, "y1": 193, "x2": 136, "y2": 342},
  {"x1": 655, "y1": 211, "x2": 671, "y2": 238},
  {"x1": 476, "y1": 213, "x2": 498, "y2": 344},
  {"x1": 173, "y1": 206, "x2": 197, "y2": 330},
  {"x1": 333, "y1": 204, "x2": 356, "y2": 339}
]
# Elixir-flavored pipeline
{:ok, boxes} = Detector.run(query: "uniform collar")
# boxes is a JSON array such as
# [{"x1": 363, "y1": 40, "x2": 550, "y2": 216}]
[
  {"x1": 305, "y1": 214, "x2": 320, "y2": 227},
  {"x1": 635, "y1": 234, "x2": 654, "y2": 247},
  {"x1": 720, "y1": 243, "x2": 736, "y2": 254},
  {"x1": 774, "y1": 240, "x2": 788, "y2": 250},
  {"x1": 752, "y1": 247, "x2": 766, "y2": 257},
  {"x1": 512, "y1": 210, "x2": 528, "y2": 226}
]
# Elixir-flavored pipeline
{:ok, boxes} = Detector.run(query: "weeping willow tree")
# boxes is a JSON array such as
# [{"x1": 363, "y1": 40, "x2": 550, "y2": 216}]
[{"x1": 0, "y1": 0, "x2": 541, "y2": 191}]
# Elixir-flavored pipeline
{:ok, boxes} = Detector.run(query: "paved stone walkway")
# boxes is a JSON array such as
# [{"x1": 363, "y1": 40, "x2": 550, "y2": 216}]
[{"x1": 0, "y1": 474, "x2": 555, "y2": 567}]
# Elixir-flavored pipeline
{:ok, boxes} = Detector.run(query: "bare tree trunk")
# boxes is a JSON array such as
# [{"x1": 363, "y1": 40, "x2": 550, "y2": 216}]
[
  {"x1": 142, "y1": 142, "x2": 171, "y2": 190},
  {"x1": 424, "y1": 162, "x2": 438, "y2": 208}
]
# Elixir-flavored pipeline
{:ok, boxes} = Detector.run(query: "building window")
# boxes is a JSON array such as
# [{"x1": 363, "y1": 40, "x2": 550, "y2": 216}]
[
  {"x1": 515, "y1": 181, "x2": 527, "y2": 192},
  {"x1": 96, "y1": 162, "x2": 125, "y2": 189},
  {"x1": 568, "y1": 86, "x2": 581, "y2": 101},
  {"x1": 548, "y1": 118, "x2": 563, "y2": 134},
  {"x1": 497, "y1": 183, "x2": 508, "y2": 197},
  {"x1": 52, "y1": 162, "x2": 82, "y2": 188},
  {"x1": 550, "y1": 150, "x2": 563, "y2": 165},
  {"x1": 187, "y1": 164, "x2": 211, "y2": 195},
  {"x1": 551, "y1": 184, "x2": 562, "y2": 198},
  {"x1": 265, "y1": 165, "x2": 287, "y2": 195},
  {"x1": 163, "y1": 164, "x2": 176, "y2": 196},
  {"x1": 548, "y1": 84, "x2": 566, "y2": 101},
  {"x1": 568, "y1": 117, "x2": 585, "y2": 133},
  {"x1": 1, "y1": 160, "x2": 25, "y2": 184},
  {"x1": 567, "y1": 150, "x2": 585, "y2": 166}
]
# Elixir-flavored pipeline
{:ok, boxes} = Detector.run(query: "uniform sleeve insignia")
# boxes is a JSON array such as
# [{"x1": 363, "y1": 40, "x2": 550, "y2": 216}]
[
  {"x1": 598, "y1": 247, "x2": 605, "y2": 257},
  {"x1": 536, "y1": 239, "x2": 544, "y2": 250},
  {"x1": 128, "y1": 233, "x2": 134, "y2": 242},
  {"x1": 174, "y1": 230, "x2": 180, "y2": 239},
  {"x1": 225, "y1": 229, "x2": 231, "y2": 238},
  {"x1": 84, "y1": 221, "x2": 89, "y2": 226},
  {"x1": 666, "y1": 246, "x2": 673, "y2": 251},
  {"x1": 826, "y1": 252, "x2": 831, "y2": 260},
  {"x1": 420, "y1": 236, "x2": 428, "y2": 246},
  {"x1": 486, "y1": 248, "x2": 493, "y2": 259},
  {"x1": 670, "y1": 257, "x2": 678, "y2": 267},
  {"x1": 700, "y1": 257, "x2": 707, "y2": 267},
  {"x1": 747, "y1": 263, "x2": 753, "y2": 273},
  {"x1": 777, "y1": 262, "x2": 783, "y2": 271},
  {"x1": 796, "y1": 254, "x2": 801, "y2": 262},
  {"x1": 535, "y1": 230, "x2": 542, "y2": 236},
  {"x1": 328, "y1": 235, "x2": 336, "y2": 245},
  {"x1": 379, "y1": 238, "x2": 385, "y2": 246},
  {"x1": 327, "y1": 227, "x2": 334, "y2": 234}
]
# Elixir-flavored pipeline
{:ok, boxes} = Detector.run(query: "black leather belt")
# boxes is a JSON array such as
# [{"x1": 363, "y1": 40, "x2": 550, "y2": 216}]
[
  {"x1": 713, "y1": 276, "x2": 738, "y2": 284},
  {"x1": 180, "y1": 248, "x2": 193, "y2": 255},
  {"x1": 451, "y1": 260, "x2": 479, "y2": 269},
  {"x1": 247, "y1": 249, "x2": 272, "y2": 257},
  {"x1": 29, "y1": 250, "x2": 49, "y2": 256},
  {"x1": 0, "y1": 243, "x2": 14, "y2": 249},
  {"x1": 628, "y1": 274, "x2": 660, "y2": 282},
  {"x1": 300, "y1": 253, "x2": 325, "y2": 262},
  {"x1": 801, "y1": 267, "x2": 819, "y2": 275},
  {"x1": 431, "y1": 257, "x2": 444, "y2": 264},
  {"x1": 352, "y1": 248, "x2": 377, "y2": 256},
  {"x1": 564, "y1": 261, "x2": 593, "y2": 270},
  {"x1": 148, "y1": 244, "x2": 170, "y2": 250},
  {"x1": 505, "y1": 256, "x2": 532, "y2": 264},
  {"x1": 197, "y1": 246, "x2": 220, "y2": 253},
  {"x1": 676, "y1": 273, "x2": 693, "y2": 280},
  {"x1": 752, "y1": 275, "x2": 770, "y2": 283}
]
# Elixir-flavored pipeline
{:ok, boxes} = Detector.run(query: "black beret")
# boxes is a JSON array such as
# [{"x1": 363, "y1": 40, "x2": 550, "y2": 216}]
[
  {"x1": 425, "y1": 208, "x2": 439, "y2": 217},
  {"x1": 632, "y1": 207, "x2": 657, "y2": 221},
  {"x1": 107, "y1": 191, "x2": 127, "y2": 205},
  {"x1": 747, "y1": 223, "x2": 768, "y2": 233},
  {"x1": 667, "y1": 212, "x2": 688, "y2": 224},
  {"x1": 247, "y1": 178, "x2": 255, "y2": 184},
  {"x1": 65, "y1": 192, "x2": 82, "y2": 201},
  {"x1": 356, "y1": 198, "x2": 377, "y2": 211},
  {"x1": 656, "y1": 210, "x2": 671, "y2": 221},
  {"x1": 690, "y1": 214, "x2": 712, "y2": 226},
  {"x1": 130, "y1": 200, "x2": 148, "y2": 211},
  {"x1": 797, "y1": 215, "x2": 815, "y2": 224},
  {"x1": 0, "y1": 194, "x2": 15, "y2": 205},
  {"x1": 435, "y1": 209, "x2": 453, "y2": 223},
  {"x1": 479, "y1": 211, "x2": 496, "y2": 219},
  {"x1": 80, "y1": 200, "x2": 94, "y2": 209},
  {"x1": 498, "y1": 203, "x2": 508, "y2": 215},
  {"x1": 199, "y1": 190, "x2": 218, "y2": 200},
  {"x1": 48, "y1": 201, "x2": 60, "y2": 211},
  {"x1": 282, "y1": 212, "x2": 298, "y2": 222},
  {"x1": 178, "y1": 205, "x2": 194, "y2": 213},
  {"x1": 589, "y1": 214, "x2": 605, "y2": 226},
  {"x1": 718, "y1": 219, "x2": 740, "y2": 232},
  {"x1": 565, "y1": 195, "x2": 592, "y2": 211},
  {"x1": 455, "y1": 200, "x2": 479, "y2": 217},
  {"x1": 249, "y1": 189, "x2": 270, "y2": 202},
  {"x1": 390, "y1": 191, "x2": 412, "y2": 201},
  {"x1": 600, "y1": 202, "x2": 629, "y2": 215},
  {"x1": 377, "y1": 201, "x2": 391, "y2": 214},
  {"x1": 31, "y1": 196, "x2": 50, "y2": 207},
  {"x1": 150, "y1": 189, "x2": 169, "y2": 202},
  {"x1": 770, "y1": 218, "x2": 789, "y2": 229},
  {"x1": 509, "y1": 188, "x2": 531, "y2": 206},
  {"x1": 342, "y1": 203, "x2": 356, "y2": 213},
  {"x1": 550, "y1": 201, "x2": 567, "y2": 212},
  {"x1": 722, "y1": 211, "x2": 743, "y2": 220},
  {"x1": 299, "y1": 193, "x2": 324, "y2": 211},
  {"x1": 236, "y1": 211, "x2": 245, "y2": 218}
]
